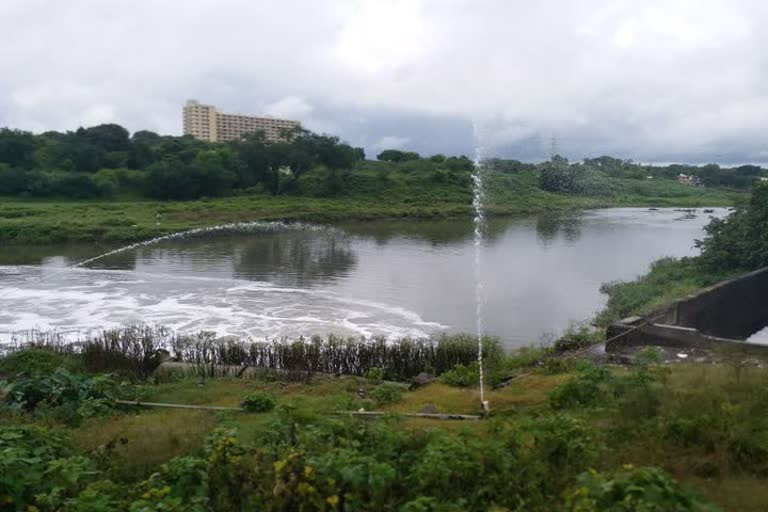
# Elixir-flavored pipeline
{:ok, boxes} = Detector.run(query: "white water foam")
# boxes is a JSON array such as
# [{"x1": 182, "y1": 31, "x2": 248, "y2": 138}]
[{"x1": 0, "y1": 266, "x2": 447, "y2": 343}]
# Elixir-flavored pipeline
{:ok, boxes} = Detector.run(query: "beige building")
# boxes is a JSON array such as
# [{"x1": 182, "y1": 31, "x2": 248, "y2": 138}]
[{"x1": 183, "y1": 100, "x2": 300, "y2": 143}]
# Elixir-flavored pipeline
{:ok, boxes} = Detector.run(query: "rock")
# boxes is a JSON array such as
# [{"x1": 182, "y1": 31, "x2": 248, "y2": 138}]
[
  {"x1": 419, "y1": 404, "x2": 438, "y2": 414},
  {"x1": 409, "y1": 372, "x2": 435, "y2": 390}
]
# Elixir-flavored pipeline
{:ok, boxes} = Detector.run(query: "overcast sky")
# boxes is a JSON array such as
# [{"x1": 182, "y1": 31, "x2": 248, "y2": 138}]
[{"x1": 1, "y1": 0, "x2": 766, "y2": 163}]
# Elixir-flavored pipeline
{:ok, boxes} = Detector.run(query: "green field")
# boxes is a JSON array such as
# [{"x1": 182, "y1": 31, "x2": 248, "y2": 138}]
[{"x1": 0, "y1": 169, "x2": 745, "y2": 243}]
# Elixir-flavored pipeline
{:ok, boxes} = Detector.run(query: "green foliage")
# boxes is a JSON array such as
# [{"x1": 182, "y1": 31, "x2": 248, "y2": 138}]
[
  {"x1": 438, "y1": 362, "x2": 479, "y2": 387},
  {"x1": 240, "y1": 391, "x2": 276, "y2": 412},
  {"x1": 565, "y1": 466, "x2": 720, "y2": 511},
  {"x1": 539, "y1": 156, "x2": 616, "y2": 195},
  {"x1": 369, "y1": 383, "x2": 403, "y2": 406},
  {"x1": 554, "y1": 324, "x2": 602, "y2": 352},
  {"x1": 0, "y1": 119, "x2": 748, "y2": 214},
  {"x1": 595, "y1": 257, "x2": 727, "y2": 326},
  {"x1": 528, "y1": 413, "x2": 598, "y2": 490},
  {"x1": 376, "y1": 149, "x2": 421, "y2": 162},
  {"x1": 365, "y1": 367, "x2": 384, "y2": 381},
  {"x1": 2, "y1": 369, "x2": 125, "y2": 424},
  {"x1": 0, "y1": 426, "x2": 97, "y2": 511},
  {"x1": 549, "y1": 361, "x2": 613, "y2": 409},
  {"x1": 0, "y1": 347, "x2": 78, "y2": 379},
  {"x1": 697, "y1": 183, "x2": 768, "y2": 272}
]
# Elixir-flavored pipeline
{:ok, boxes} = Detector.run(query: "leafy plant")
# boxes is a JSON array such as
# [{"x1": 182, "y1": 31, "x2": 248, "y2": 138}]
[
  {"x1": 369, "y1": 384, "x2": 403, "y2": 406},
  {"x1": 564, "y1": 466, "x2": 720, "y2": 511},
  {"x1": 365, "y1": 367, "x2": 384, "y2": 381},
  {"x1": 0, "y1": 347, "x2": 78, "y2": 379},
  {"x1": 240, "y1": 391, "x2": 276, "y2": 412},
  {"x1": 549, "y1": 361, "x2": 612, "y2": 409},
  {"x1": 438, "y1": 362, "x2": 479, "y2": 387},
  {"x1": 2, "y1": 369, "x2": 123, "y2": 416}
]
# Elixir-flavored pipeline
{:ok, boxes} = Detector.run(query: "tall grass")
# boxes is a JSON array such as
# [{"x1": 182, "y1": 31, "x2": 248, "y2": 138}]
[{"x1": 1, "y1": 327, "x2": 503, "y2": 382}]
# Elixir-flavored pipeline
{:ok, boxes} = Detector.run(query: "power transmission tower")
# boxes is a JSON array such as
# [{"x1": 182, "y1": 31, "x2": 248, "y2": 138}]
[{"x1": 549, "y1": 136, "x2": 559, "y2": 159}]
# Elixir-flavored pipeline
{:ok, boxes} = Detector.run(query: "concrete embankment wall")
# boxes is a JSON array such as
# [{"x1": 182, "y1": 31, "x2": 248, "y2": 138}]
[
  {"x1": 673, "y1": 267, "x2": 768, "y2": 340},
  {"x1": 607, "y1": 267, "x2": 768, "y2": 353}
]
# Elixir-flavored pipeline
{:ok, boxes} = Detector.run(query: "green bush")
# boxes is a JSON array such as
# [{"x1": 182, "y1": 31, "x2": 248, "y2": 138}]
[
  {"x1": 527, "y1": 413, "x2": 597, "y2": 491},
  {"x1": 1, "y1": 369, "x2": 125, "y2": 423},
  {"x1": 241, "y1": 391, "x2": 276, "y2": 412},
  {"x1": 439, "y1": 362, "x2": 479, "y2": 387},
  {"x1": 0, "y1": 426, "x2": 96, "y2": 510},
  {"x1": 365, "y1": 367, "x2": 384, "y2": 381},
  {"x1": 698, "y1": 183, "x2": 768, "y2": 272},
  {"x1": 554, "y1": 324, "x2": 602, "y2": 353},
  {"x1": 0, "y1": 347, "x2": 78, "y2": 379},
  {"x1": 369, "y1": 383, "x2": 403, "y2": 406},
  {"x1": 564, "y1": 466, "x2": 720, "y2": 511},
  {"x1": 549, "y1": 361, "x2": 612, "y2": 409}
]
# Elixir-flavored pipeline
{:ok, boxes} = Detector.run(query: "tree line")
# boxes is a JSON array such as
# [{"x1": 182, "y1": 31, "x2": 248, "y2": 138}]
[
  {"x1": 538, "y1": 155, "x2": 765, "y2": 195},
  {"x1": 0, "y1": 124, "x2": 371, "y2": 200},
  {"x1": 0, "y1": 124, "x2": 764, "y2": 201},
  {"x1": 0, "y1": 125, "x2": 479, "y2": 200}
]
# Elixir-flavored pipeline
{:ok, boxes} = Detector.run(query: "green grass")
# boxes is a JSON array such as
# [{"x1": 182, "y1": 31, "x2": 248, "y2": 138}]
[
  {"x1": 0, "y1": 170, "x2": 746, "y2": 243},
  {"x1": 595, "y1": 257, "x2": 738, "y2": 326}
]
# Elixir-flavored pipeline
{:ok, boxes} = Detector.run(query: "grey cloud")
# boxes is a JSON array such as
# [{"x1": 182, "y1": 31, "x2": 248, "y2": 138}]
[{"x1": 1, "y1": 0, "x2": 767, "y2": 164}]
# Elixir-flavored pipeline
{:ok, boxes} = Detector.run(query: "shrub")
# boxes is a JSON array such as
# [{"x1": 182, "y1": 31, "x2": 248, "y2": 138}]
[
  {"x1": 1, "y1": 369, "x2": 125, "y2": 423},
  {"x1": 527, "y1": 413, "x2": 597, "y2": 490},
  {"x1": 439, "y1": 362, "x2": 479, "y2": 387},
  {"x1": 369, "y1": 384, "x2": 403, "y2": 406},
  {"x1": 365, "y1": 367, "x2": 384, "y2": 381},
  {"x1": 554, "y1": 324, "x2": 602, "y2": 353},
  {"x1": 549, "y1": 361, "x2": 612, "y2": 409},
  {"x1": 0, "y1": 426, "x2": 98, "y2": 510},
  {"x1": 241, "y1": 391, "x2": 276, "y2": 412},
  {"x1": 0, "y1": 347, "x2": 78, "y2": 379},
  {"x1": 564, "y1": 466, "x2": 719, "y2": 511}
]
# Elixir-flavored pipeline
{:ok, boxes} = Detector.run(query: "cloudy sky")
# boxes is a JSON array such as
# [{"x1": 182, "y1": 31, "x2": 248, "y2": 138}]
[{"x1": 1, "y1": 0, "x2": 766, "y2": 163}]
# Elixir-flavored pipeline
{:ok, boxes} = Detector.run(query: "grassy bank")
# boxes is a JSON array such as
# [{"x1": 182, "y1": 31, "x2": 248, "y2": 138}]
[
  {"x1": 0, "y1": 171, "x2": 745, "y2": 243},
  {"x1": 2, "y1": 338, "x2": 767, "y2": 511}
]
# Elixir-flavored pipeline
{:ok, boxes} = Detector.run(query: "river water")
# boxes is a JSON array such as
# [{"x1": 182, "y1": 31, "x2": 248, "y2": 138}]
[{"x1": 0, "y1": 208, "x2": 727, "y2": 348}]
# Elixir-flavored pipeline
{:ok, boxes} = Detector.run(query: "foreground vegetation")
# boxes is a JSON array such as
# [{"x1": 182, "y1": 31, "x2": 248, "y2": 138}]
[{"x1": 2, "y1": 332, "x2": 767, "y2": 511}]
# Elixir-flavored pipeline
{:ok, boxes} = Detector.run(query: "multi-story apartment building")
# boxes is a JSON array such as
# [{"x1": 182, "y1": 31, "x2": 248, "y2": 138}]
[{"x1": 182, "y1": 100, "x2": 300, "y2": 143}]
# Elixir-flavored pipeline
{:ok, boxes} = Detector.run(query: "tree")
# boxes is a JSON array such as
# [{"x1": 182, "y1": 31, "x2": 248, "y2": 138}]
[
  {"x1": 429, "y1": 154, "x2": 446, "y2": 163},
  {"x1": 81, "y1": 124, "x2": 131, "y2": 152},
  {"x1": 697, "y1": 183, "x2": 768, "y2": 271},
  {"x1": 540, "y1": 155, "x2": 576, "y2": 192},
  {"x1": 0, "y1": 128, "x2": 37, "y2": 169},
  {"x1": 376, "y1": 149, "x2": 420, "y2": 162}
]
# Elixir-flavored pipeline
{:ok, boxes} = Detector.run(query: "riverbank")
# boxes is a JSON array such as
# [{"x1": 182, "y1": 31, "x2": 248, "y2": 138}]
[
  {"x1": 0, "y1": 183, "x2": 745, "y2": 243},
  {"x1": 1, "y1": 338, "x2": 766, "y2": 511}
]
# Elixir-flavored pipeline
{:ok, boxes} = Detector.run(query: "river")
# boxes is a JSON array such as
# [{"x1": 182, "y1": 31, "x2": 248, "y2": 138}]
[{"x1": 0, "y1": 207, "x2": 727, "y2": 348}]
